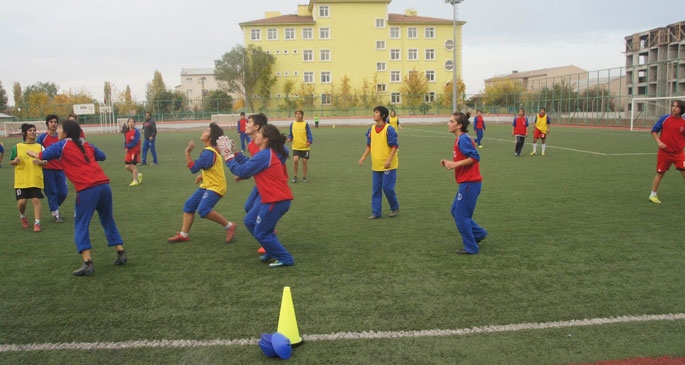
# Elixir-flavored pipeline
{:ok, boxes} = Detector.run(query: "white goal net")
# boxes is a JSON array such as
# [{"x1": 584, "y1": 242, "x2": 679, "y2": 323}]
[{"x1": 630, "y1": 96, "x2": 685, "y2": 131}]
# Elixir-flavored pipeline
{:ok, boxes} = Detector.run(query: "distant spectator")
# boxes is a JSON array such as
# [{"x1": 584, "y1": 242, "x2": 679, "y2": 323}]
[
  {"x1": 141, "y1": 111, "x2": 158, "y2": 165},
  {"x1": 237, "y1": 112, "x2": 251, "y2": 152}
]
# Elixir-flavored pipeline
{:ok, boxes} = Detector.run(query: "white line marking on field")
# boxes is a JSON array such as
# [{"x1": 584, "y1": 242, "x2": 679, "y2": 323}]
[
  {"x1": 475, "y1": 137, "x2": 655, "y2": 156},
  {"x1": 2, "y1": 313, "x2": 683, "y2": 353}
]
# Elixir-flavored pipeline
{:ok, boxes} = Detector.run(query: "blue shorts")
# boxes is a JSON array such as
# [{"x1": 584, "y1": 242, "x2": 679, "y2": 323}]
[{"x1": 183, "y1": 188, "x2": 222, "y2": 218}]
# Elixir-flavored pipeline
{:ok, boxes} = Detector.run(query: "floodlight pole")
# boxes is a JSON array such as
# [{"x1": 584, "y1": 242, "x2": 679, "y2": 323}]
[{"x1": 445, "y1": 0, "x2": 463, "y2": 112}]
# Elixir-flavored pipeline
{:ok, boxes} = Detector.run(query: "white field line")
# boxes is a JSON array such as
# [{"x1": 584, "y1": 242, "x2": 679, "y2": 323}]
[
  {"x1": 402, "y1": 129, "x2": 655, "y2": 156},
  {"x1": 2, "y1": 313, "x2": 683, "y2": 353}
]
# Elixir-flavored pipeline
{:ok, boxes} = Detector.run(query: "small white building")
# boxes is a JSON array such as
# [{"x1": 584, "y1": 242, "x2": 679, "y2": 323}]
[{"x1": 175, "y1": 68, "x2": 220, "y2": 108}]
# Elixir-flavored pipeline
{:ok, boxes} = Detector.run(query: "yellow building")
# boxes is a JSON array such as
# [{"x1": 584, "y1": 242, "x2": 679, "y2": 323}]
[{"x1": 239, "y1": 0, "x2": 463, "y2": 108}]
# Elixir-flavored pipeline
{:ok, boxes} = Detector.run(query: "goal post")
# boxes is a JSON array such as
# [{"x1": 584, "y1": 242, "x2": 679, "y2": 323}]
[{"x1": 630, "y1": 96, "x2": 685, "y2": 131}]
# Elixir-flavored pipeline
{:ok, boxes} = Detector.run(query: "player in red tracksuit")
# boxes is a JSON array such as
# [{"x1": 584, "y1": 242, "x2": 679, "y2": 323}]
[
  {"x1": 441, "y1": 112, "x2": 488, "y2": 255},
  {"x1": 29, "y1": 119, "x2": 127, "y2": 276},
  {"x1": 512, "y1": 108, "x2": 529, "y2": 156},
  {"x1": 225, "y1": 124, "x2": 294, "y2": 268},
  {"x1": 648, "y1": 99, "x2": 685, "y2": 204},
  {"x1": 474, "y1": 110, "x2": 486, "y2": 148}
]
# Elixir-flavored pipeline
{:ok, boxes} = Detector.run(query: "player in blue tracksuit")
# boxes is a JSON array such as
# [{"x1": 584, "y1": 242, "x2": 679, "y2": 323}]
[{"x1": 226, "y1": 124, "x2": 294, "y2": 268}]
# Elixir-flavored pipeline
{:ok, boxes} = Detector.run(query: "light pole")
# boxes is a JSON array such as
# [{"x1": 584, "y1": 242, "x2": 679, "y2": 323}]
[{"x1": 445, "y1": 0, "x2": 463, "y2": 112}]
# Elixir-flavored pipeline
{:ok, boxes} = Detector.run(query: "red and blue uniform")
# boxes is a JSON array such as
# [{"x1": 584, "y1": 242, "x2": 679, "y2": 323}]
[
  {"x1": 37, "y1": 132, "x2": 68, "y2": 213},
  {"x1": 474, "y1": 115, "x2": 486, "y2": 146},
  {"x1": 512, "y1": 116, "x2": 529, "y2": 155},
  {"x1": 451, "y1": 133, "x2": 487, "y2": 254},
  {"x1": 228, "y1": 148, "x2": 294, "y2": 266},
  {"x1": 237, "y1": 117, "x2": 251, "y2": 152},
  {"x1": 652, "y1": 114, "x2": 685, "y2": 173},
  {"x1": 124, "y1": 127, "x2": 141, "y2": 164},
  {"x1": 39, "y1": 140, "x2": 123, "y2": 254}
]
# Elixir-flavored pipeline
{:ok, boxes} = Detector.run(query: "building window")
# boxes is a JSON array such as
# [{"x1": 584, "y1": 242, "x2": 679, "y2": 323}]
[
  {"x1": 284, "y1": 72, "x2": 289, "y2": 76},
  {"x1": 425, "y1": 27, "x2": 435, "y2": 39},
  {"x1": 319, "y1": 5, "x2": 329, "y2": 17},
  {"x1": 377, "y1": 62, "x2": 386, "y2": 71},
  {"x1": 285, "y1": 28, "x2": 295, "y2": 40},
  {"x1": 425, "y1": 70, "x2": 435, "y2": 82},
  {"x1": 321, "y1": 93, "x2": 331, "y2": 105},
  {"x1": 267, "y1": 28, "x2": 278, "y2": 40},
  {"x1": 424, "y1": 92, "x2": 436, "y2": 103},
  {"x1": 186, "y1": 77, "x2": 192, "y2": 82},
  {"x1": 293, "y1": 49, "x2": 298, "y2": 54},
  {"x1": 250, "y1": 29, "x2": 261, "y2": 41},
  {"x1": 444, "y1": 39, "x2": 454, "y2": 51},
  {"x1": 294, "y1": 71, "x2": 299, "y2": 76},
  {"x1": 389, "y1": 27, "x2": 400, "y2": 39},
  {"x1": 390, "y1": 49, "x2": 400, "y2": 60},
  {"x1": 275, "y1": 50, "x2": 280, "y2": 54},
  {"x1": 391, "y1": 71, "x2": 401, "y2": 82},
  {"x1": 302, "y1": 27, "x2": 313, "y2": 40},
  {"x1": 425, "y1": 49, "x2": 435, "y2": 61},
  {"x1": 376, "y1": 19, "x2": 385, "y2": 28},
  {"x1": 320, "y1": 49, "x2": 331, "y2": 62},
  {"x1": 276, "y1": 72, "x2": 282, "y2": 76},
  {"x1": 408, "y1": 49, "x2": 418, "y2": 60},
  {"x1": 319, "y1": 27, "x2": 330, "y2": 39},
  {"x1": 376, "y1": 40, "x2": 386, "y2": 50},
  {"x1": 407, "y1": 27, "x2": 417, "y2": 39},
  {"x1": 304, "y1": 72, "x2": 314, "y2": 83},
  {"x1": 321, "y1": 71, "x2": 331, "y2": 83},
  {"x1": 303, "y1": 49, "x2": 313, "y2": 62},
  {"x1": 391, "y1": 92, "x2": 401, "y2": 104},
  {"x1": 444, "y1": 60, "x2": 455, "y2": 71},
  {"x1": 377, "y1": 84, "x2": 386, "y2": 92}
]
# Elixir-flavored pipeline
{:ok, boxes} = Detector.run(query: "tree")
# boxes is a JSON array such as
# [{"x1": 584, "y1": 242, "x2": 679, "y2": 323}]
[
  {"x1": 483, "y1": 80, "x2": 524, "y2": 111},
  {"x1": 104, "y1": 81, "x2": 112, "y2": 104},
  {"x1": 280, "y1": 79, "x2": 297, "y2": 112},
  {"x1": 579, "y1": 86, "x2": 615, "y2": 112},
  {"x1": 145, "y1": 70, "x2": 167, "y2": 111},
  {"x1": 13, "y1": 82, "x2": 22, "y2": 106},
  {"x1": 439, "y1": 78, "x2": 466, "y2": 111},
  {"x1": 295, "y1": 82, "x2": 316, "y2": 109},
  {"x1": 333, "y1": 75, "x2": 356, "y2": 111},
  {"x1": 23, "y1": 82, "x2": 58, "y2": 102},
  {"x1": 214, "y1": 44, "x2": 276, "y2": 112},
  {"x1": 355, "y1": 74, "x2": 380, "y2": 109},
  {"x1": 115, "y1": 85, "x2": 142, "y2": 116},
  {"x1": 154, "y1": 90, "x2": 186, "y2": 114},
  {"x1": 203, "y1": 90, "x2": 233, "y2": 112},
  {"x1": 400, "y1": 69, "x2": 430, "y2": 111},
  {"x1": 0, "y1": 81, "x2": 8, "y2": 111},
  {"x1": 528, "y1": 81, "x2": 578, "y2": 112}
]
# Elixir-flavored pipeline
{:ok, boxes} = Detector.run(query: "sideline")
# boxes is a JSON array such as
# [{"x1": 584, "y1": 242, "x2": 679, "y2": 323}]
[{"x1": 2, "y1": 313, "x2": 683, "y2": 353}]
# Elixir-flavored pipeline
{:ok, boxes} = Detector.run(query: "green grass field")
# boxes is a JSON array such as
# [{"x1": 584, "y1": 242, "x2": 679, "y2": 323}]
[{"x1": 1, "y1": 122, "x2": 684, "y2": 364}]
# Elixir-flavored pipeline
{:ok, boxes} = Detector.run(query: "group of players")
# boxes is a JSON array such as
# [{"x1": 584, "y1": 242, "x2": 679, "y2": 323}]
[{"x1": 8, "y1": 100, "x2": 685, "y2": 274}]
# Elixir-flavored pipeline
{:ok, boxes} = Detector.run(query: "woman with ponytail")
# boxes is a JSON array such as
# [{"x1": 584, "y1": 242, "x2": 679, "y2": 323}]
[{"x1": 27, "y1": 120, "x2": 127, "y2": 276}]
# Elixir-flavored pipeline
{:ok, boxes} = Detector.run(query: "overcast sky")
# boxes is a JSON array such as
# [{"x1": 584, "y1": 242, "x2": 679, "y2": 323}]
[{"x1": 1, "y1": 0, "x2": 681, "y2": 105}]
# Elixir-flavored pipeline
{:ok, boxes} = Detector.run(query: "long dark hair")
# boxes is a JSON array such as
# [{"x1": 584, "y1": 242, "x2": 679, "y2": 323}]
[
  {"x1": 62, "y1": 120, "x2": 90, "y2": 162},
  {"x1": 260, "y1": 124, "x2": 288, "y2": 160},
  {"x1": 452, "y1": 112, "x2": 471, "y2": 133}
]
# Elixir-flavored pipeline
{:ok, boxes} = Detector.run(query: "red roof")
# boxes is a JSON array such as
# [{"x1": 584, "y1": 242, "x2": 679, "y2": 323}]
[{"x1": 240, "y1": 14, "x2": 315, "y2": 27}]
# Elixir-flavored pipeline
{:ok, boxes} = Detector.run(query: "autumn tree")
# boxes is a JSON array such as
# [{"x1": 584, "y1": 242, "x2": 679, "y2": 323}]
[
  {"x1": 104, "y1": 81, "x2": 112, "y2": 104},
  {"x1": 154, "y1": 90, "x2": 186, "y2": 114},
  {"x1": 333, "y1": 75, "x2": 355, "y2": 112},
  {"x1": 280, "y1": 79, "x2": 297, "y2": 112},
  {"x1": 115, "y1": 85, "x2": 143, "y2": 116},
  {"x1": 528, "y1": 81, "x2": 578, "y2": 112},
  {"x1": 0, "y1": 82, "x2": 8, "y2": 111},
  {"x1": 214, "y1": 45, "x2": 276, "y2": 112},
  {"x1": 145, "y1": 70, "x2": 167, "y2": 111},
  {"x1": 439, "y1": 78, "x2": 466, "y2": 111},
  {"x1": 483, "y1": 80, "x2": 524, "y2": 110},
  {"x1": 399, "y1": 69, "x2": 429, "y2": 111},
  {"x1": 13, "y1": 82, "x2": 22, "y2": 106},
  {"x1": 23, "y1": 82, "x2": 58, "y2": 101},
  {"x1": 579, "y1": 86, "x2": 615, "y2": 112},
  {"x1": 355, "y1": 74, "x2": 380, "y2": 109},
  {"x1": 295, "y1": 82, "x2": 316, "y2": 109}
]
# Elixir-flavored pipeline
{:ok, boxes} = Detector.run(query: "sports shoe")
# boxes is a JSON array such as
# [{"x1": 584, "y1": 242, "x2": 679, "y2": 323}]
[
  {"x1": 33, "y1": 223, "x2": 41, "y2": 232},
  {"x1": 141, "y1": 161, "x2": 147, "y2": 165},
  {"x1": 129, "y1": 180, "x2": 140, "y2": 186},
  {"x1": 54, "y1": 214, "x2": 64, "y2": 223},
  {"x1": 456, "y1": 248, "x2": 473, "y2": 255},
  {"x1": 225, "y1": 223, "x2": 236, "y2": 243},
  {"x1": 478, "y1": 145, "x2": 483, "y2": 148},
  {"x1": 649, "y1": 195, "x2": 662, "y2": 204},
  {"x1": 168, "y1": 232, "x2": 190, "y2": 242},
  {"x1": 302, "y1": 177, "x2": 308, "y2": 183},
  {"x1": 368, "y1": 215, "x2": 380, "y2": 220},
  {"x1": 269, "y1": 260, "x2": 287, "y2": 268},
  {"x1": 541, "y1": 152, "x2": 546, "y2": 156},
  {"x1": 529, "y1": 151, "x2": 536, "y2": 156},
  {"x1": 389, "y1": 209, "x2": 399, "y2": 218},
  {"x1": 21, "y1": 217, "x2": 29, "y2": 229},
  {"x1": 257, "y1": 247, "x2": 266, "y2": 254},
  {"x1": 292, "y1": 176, "x2": 298, "y2": 183},
  {"x1": 113, "y1": 250, "x2": 128, "y2": 265},
  {"x1": 138, "y1": 173, "x2": 143, "y2": 184},
  {"x1": 73, "y1": 261, "x2": 94, "y2": 276}
]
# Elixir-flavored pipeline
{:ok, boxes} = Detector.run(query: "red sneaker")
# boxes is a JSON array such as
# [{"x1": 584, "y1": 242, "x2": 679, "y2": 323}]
[
  {"x1": 225, "y1": 223, "x2": 236, "y2": 243},
  {"x1": 257, "y1": 247, "x2": 266, "y2": 254},
  {"x1": 33, "y1": 223, "x2": 41, "y2": 232},
  {"x1": 21, "y1": 217, "x2": 29, "y2": 229},
  {"x1": 168, "y1": 232, "x2": 189, "y2": 242}
]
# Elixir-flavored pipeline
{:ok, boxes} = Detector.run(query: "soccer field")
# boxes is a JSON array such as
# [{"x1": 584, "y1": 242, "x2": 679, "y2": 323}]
[{"x1": 0, "y1": 123, "x2": 683, "y2": 363}]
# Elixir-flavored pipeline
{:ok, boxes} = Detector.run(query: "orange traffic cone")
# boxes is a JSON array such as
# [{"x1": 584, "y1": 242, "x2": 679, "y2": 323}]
[{"x1": 276, "y1": 286, "x2": 303, "y2": 347}]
